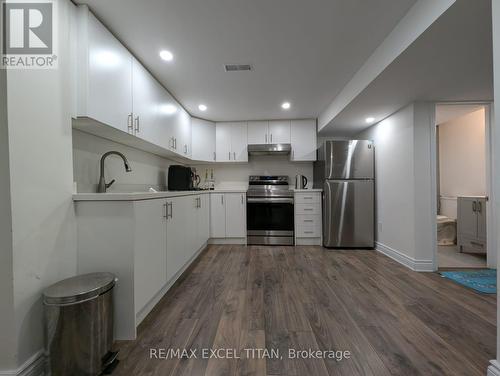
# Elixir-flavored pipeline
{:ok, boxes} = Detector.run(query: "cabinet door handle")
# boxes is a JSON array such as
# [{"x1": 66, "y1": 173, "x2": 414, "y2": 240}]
[
  {"x1": 184, "y1": 144, "x2": 187, "y2": 154},
  {"x1": 270, "y1": 134, "x2": 273, "y2": 143},
  {"x1": 304, "y1": 231, "x2": 314, "y2": 234},
  {"x1": 241, "y1": 195, "x2": 244, "y2": 204},
  {"x1": 163, "y1": 203, "x2": 168, "y2": 218},
  {"x1": 221, "y1": 195, "x2": 224, "y2": 205},
  {"x1": 265, "y1": 134, "x2": 267, "y2": 143},
  {"x1": 304, "y1": 197, "x2": 313, "y2": 200},
  {"x1": 214, "y1": 152, "x2": 216, "y2": 161},
  {"x1": 168, "y1": 202, "x2": 173, "y2": 219},
  {"x1": 304, "y1": 208, "x2": 313, "y2": 211},
  {"x1": 233, "y1": 152, "x2": 236, "y2": 160},
  {"x1": 134, "y1": 116, "x2": 140, "y2": 133},
  {"x1": 228, "y1": 152, "x2": 231, "y2": 160},
  {"x1": 304, "y1": 219, "x2": 314, "y2": 223},
  {"x1": 472, "y1": 201, "x2": 477, "y2": 212},
  {"x1": 127, "y1": 113, "x2": 133, "y2": 134},
  {"x1": 478, "y1": 201, "x2": 482, "y2": 213}
]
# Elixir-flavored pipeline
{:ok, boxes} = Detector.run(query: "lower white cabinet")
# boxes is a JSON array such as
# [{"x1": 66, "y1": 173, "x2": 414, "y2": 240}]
[
  {"x1": 294, "y1": 191, "x2": 322, "y2": 245},
  {"x1": 75, "y1": 194, "x2": 210, "y2": 340},
  {"x1": 134, "y1": 199, "x2": 168, "y2": 318},
  {"x1": 210, "y1": 192, "x2": 246, "y2": 239}
]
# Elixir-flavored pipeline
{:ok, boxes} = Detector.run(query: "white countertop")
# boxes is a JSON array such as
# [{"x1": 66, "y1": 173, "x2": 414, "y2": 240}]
[
  {"x1": 73, "y1": 187, "x2": 323, "y2": 202},
  {"x1": 73, "y1": 188, "x2": 247, "y2": 202}
]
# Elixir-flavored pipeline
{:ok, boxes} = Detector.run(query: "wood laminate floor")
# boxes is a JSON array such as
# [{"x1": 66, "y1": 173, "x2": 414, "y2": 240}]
[{"x1": 112, "y1": 245, "x2": 496, "y2": 376}]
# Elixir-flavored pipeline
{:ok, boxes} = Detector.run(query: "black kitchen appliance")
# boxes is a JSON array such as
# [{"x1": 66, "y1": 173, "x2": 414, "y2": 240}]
[
  {"x1": 168, "y1": 165, "x2": 193, "y2": 191},
  {"x1": 247, "y1": 175, "x2": 294, "y2": 245}
]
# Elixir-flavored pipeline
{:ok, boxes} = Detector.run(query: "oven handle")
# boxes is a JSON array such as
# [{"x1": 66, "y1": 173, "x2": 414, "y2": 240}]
[{"x1": 247, "y1": 197, "x2": 294, "y2": 204}]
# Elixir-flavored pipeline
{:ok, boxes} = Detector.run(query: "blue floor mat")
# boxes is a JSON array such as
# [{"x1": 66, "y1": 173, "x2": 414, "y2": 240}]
[{"x1": 440, "y1": 269, "x2": 496, "y2": 294}]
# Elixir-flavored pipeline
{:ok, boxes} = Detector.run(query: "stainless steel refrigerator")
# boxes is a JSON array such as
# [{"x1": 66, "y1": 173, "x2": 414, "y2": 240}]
[{"x1": 313, "y1": 140, "x2": 375, "y2": 248}]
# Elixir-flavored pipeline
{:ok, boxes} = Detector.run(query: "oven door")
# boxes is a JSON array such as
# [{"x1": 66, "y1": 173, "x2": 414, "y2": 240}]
[{"x1": 247, "y1": 197, "x2": 294, "y2": 245}]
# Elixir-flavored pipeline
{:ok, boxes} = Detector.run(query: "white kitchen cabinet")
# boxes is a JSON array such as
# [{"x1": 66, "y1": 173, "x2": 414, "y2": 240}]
[
  {"x1": 177, "y1": 109, "x2": 192, "y2": 157},
  {"x1": 215, "y1": 122, "x2": 248, "y2": 162},
  {"x1": 247, "y1": 121, "x2": 269, "y2": 144},
  {"x1": 210, "y1": 192, "x2": 246, "y2": 239},
  {"x1": 215, "y1": 123, "x2": 232, "y2": 162},
  {"x1": 294, "y1": 191, "x2": 322, "y2": 245},
  {"x1": 291, "y1": 119, "x2": 317, "y2": 161},
  {"x1": 76, "y1": 6, "x2": 133, "y2": 133},
  {"x1": 196, "y1": 194, "x2": 210, "y2": 250},
  {"x1": 192, "y1": 118, "x2": 216, "y2": 161},
  {"x1": 132, "y1": 58, "x2": 171, "y2": 150},
  {"x1": 268, "y1": 120, "x2": 291, "y2": 144},
  {"x1": 134, "y1": 199, "x2": 167, "y2": 313},
  {"x1": 166, "y1": 196, "x2": 189, "y2": 281},
  {"x1": 225, "y1": 193, "x2": 246, "y2": 237},
  {"x1": 210, "y1": 193, "x2": 226, "y2": 237}
]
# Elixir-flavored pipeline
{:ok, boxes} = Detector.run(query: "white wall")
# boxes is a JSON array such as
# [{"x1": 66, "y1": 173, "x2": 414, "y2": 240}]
[
  {"x1": 0, "y1": 63, "x2": 16, "y2": 370},
  {"x1": 358, "y1": 104, "x2": 417, "y2": 258},
  {"x1": 357, "y1": 102, "x2": 435, "y2": 270},
  {"x1": 438, "y1": 108, "x2": 486, "y2": 219},
  {"x1": 73, "y1": 130, "x2": 174, "y2": 193},
  {"x1": 2, "y1": 0, "x2": 79, "y2": 370},
  {"x1": 191, "y1": 156, "x2": 313, "y2": 189}
]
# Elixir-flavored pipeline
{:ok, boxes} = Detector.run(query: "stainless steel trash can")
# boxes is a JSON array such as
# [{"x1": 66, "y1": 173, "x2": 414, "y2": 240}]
[{"x1": 43, "y1": 272, "x2": 118, "y2": 376}]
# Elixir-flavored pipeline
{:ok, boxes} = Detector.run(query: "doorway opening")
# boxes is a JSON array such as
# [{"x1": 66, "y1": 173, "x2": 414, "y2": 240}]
[{"x1": 434, "y1": 103, "x2": 492, "y2": 269}]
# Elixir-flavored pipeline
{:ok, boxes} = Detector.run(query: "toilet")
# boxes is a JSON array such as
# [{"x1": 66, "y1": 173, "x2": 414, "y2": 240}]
[{"x1": 437, "y1": 215, "x2": 457, "y2": 246}]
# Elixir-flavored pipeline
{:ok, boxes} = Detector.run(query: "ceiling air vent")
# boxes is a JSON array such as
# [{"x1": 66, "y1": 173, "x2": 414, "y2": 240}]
[{"x1": 224, "y1": 64, "x2": 252, "y2": 72}]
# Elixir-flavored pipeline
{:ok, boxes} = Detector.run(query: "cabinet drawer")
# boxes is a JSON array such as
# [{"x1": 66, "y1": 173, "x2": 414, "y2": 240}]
[
  {"x1": 296, "y1": 226, "x2": 321, "y2": 238},
  {"x1": 295, "y1": 193, "x2": 321, "y2": 204},
  {"x1": 295, "y1": 203, "x2": 321, "y2": 215},
  {"x1": 295, "y1": 215, "x2": 321, "y2": 228}
]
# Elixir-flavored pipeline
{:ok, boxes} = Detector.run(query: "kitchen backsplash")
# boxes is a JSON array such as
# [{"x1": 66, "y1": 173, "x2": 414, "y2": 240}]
[
  {"x1": 72, "y1": 129, "x2": 174, "y2": 193},
  {"x1": 191, "y1": 155, "x2": 313, "y2": 190},
  {"x1": 73, "y1": 130, "x2": 314, "y2": 193}
]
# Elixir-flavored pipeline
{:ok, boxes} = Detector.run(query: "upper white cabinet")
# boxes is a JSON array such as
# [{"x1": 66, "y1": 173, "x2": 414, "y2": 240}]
[
  {"x1": 76, "y1": 5, "x2": 190, "y2": 158},
  {"x1": 268, "y1": 120, "x2": 291, "y2": 144},
  {"x1": 215, "y1": 122, "x2": 248, "y2": 162},
  {"x1": 192, "y1": 118, "x2": 216, "y2": 162},
  {"x1": 76, "y1": 6, "x2": 132, "y2": 133},
  {"x1": 247, "y1": 120, "x2": 290, "y2": 144},
  {"x1": 247, "y1": 121, "x2": 269, "y2": 144},
  {"x1": 291, "y1": 119, "x2": 317, "y2": 161}
]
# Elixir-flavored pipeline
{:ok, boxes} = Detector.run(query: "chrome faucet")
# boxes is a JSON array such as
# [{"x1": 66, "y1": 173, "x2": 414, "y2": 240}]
[{"x1": 97, "y1": 151, "x2": 132, "y2": 193}]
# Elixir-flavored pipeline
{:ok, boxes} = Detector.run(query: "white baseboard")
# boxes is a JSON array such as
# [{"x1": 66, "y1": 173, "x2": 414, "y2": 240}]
[
  {"x1": 488, "y1": 360, "x2": 500, "y2": 376},
  {"x1": 375, "y1": 242, "x2": 434, "y2": 272},
  {"x1": 0, "y1": 350, "x2": 45, "y2": 376},
  {"x1": 295, "y1": 237, "x2": 322, "y2": 245},
  {"x1": 208, "y1": 238, "x2": 246, "y2": 245}
]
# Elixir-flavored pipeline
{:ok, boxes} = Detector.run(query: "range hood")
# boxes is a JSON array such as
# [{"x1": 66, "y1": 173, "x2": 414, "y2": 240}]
[{"x1": 248, "y1": 143, "x2": 291, "y2": 156}]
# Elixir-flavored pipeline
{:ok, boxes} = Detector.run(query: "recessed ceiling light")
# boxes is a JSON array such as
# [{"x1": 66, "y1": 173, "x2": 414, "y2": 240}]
[
  {"x1": 198, "y1": 104, "x2": 207, "y2": 112},
  {"x1": 281, "y1": 102, "x2": 291, "y2": 110},
  {"x1": 365, "y1": 117, "x2": 375, "y2": 124},
  {"x1": 159, "y1": 50, "x2": 173, "y2": 62}
]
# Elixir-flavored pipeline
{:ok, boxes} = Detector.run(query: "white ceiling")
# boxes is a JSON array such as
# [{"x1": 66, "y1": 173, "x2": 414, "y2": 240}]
[
  {"x1": 74, "y1": 0, "x2": 417, "y2": 121},
  {"x1": 435, "y1": 104, "x2": 485, "y2": 126},
  {"x1": 319, "y1": 0, "x2": 493, "y2": 136}
]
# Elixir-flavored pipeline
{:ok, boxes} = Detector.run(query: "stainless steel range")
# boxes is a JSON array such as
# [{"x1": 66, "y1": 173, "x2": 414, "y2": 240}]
[{"x1": 246, "y1": 176, "x2": 294, "y2": 245}]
